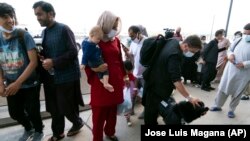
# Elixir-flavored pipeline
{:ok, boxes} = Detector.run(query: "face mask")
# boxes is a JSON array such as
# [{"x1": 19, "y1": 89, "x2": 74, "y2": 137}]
[
  {"x1": 107, "y1": 29, "x2": 117, "y2": 39},
  {"x1": 245, "y1": 35, "x2": 250, "y2": 42},
  {"x1": 0, "y1": 26, "x2": 16, "y2": 33},
  {"x1": 183, "y1": 51, "x2": 194, "y2": 57}
]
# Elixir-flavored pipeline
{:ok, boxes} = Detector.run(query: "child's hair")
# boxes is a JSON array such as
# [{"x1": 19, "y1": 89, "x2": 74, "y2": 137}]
[
  {"x1": 89, "y1": 25, "x2": 104, "y2": 38},
  {"x1": 123, "y1": 60, "x2": 134, "y2": 72}
]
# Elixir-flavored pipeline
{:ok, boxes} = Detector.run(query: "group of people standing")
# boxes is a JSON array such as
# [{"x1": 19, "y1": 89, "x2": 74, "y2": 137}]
[
  {"x1": 0, "y1": 1, "x2": 147, "y2": 141},
  {"x1": 1, "y1": 1, "x2": 250, "y2": 141},
  {"x1": 0, "y1": 1, "x2": 84, "y2": 141}
]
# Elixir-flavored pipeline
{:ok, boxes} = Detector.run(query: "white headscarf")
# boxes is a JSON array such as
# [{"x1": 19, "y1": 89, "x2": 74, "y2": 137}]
[{"x1": 97, "y1": 11, "x2": 122, "y2": 42}]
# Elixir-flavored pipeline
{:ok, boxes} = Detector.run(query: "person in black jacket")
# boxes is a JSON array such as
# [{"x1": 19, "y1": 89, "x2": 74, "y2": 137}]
[
  {"x1": 181, "y1": 51, "x2": 200, "y2": 85},
  {"x1": 143, "y1": 35, "x2": 202, "y2": 125},
  {"x1": 201, "y1": 29, "x2": 224, "y2": 91}
]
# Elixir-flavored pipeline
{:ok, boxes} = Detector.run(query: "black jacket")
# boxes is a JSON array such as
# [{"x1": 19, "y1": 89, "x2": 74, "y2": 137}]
[
  {"x1": 202, "y1": 39, "x2": 219, "y2": 64},
  {"x1": 144, "y1": 39, "x2": 182, "y2": 101}
]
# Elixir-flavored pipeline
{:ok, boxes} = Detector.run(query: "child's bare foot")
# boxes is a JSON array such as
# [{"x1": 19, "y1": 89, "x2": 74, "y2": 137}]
[{"x1": 104, "y1": 83, "x2": 114, "y2": 92}]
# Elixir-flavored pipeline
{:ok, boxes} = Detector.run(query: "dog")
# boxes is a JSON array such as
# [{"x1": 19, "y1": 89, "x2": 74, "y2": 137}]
[{"x1": 159, "y1": 97, "x2": 209, "y2": 125}]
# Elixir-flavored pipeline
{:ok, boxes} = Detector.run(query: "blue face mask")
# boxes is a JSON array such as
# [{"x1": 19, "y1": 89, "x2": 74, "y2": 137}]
[
  {"x1": 0, "y1": 26, "x2": 16, "y2": 33},
  {"x1": 183, "y1": 51, "x2": 194, "y2": 57},
  {"x1": 245, "y1": 35, "x2": 250, "y2": 42}
]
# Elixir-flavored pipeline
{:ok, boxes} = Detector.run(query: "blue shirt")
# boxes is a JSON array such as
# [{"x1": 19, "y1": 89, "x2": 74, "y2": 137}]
[
  {"x1": 0, "y1": 29, "x2": 38, "y2": 88},
  {"x1": 81, "y1": 39, "x2": 102, "y2": 67}
]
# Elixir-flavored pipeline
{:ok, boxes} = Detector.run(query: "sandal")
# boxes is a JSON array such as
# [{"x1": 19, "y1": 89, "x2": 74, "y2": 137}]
[
  {"x1": 106, "y1": 135, "x2": 119, "y2": 141},
  {"x1": 47, "y1": 134, "x2": 65, "y2": 141}
]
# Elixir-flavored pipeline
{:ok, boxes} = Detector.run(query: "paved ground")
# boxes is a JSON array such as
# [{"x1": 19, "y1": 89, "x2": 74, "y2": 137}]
[{"x1": 0, "y1": 72, "x2": 250, "y2": 141}]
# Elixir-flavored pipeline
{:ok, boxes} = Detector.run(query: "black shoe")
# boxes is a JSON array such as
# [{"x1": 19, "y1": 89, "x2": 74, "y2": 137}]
[
  {"x1": 201, "y1": 87, "x2": 210, "y2": 92},
  {"x1": 209, "y1": 86, "x2": 215, "y2": 90},
  {"x1": 67, "y1": 120, "x2": 84, "y2": 136}
]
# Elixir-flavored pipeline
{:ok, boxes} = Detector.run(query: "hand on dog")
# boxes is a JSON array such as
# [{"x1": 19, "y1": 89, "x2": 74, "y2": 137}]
[{"x1": 188, "y1": 97, "x2": 201, "y2": 107}]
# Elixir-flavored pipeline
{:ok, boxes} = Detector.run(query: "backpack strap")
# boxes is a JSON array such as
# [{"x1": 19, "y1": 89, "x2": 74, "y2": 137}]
[
  {"x1": 16, "y1": 28, "x2": 28, "y2": 56},
  {"x1": 231, "y1": 38, "x2": 242, "y2": 52},
  {"x1": 150, "y1": 34, "x2": 168, "y2": 66}
]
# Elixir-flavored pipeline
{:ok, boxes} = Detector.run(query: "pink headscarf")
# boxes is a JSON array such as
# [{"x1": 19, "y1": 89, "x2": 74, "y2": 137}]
[{"x1": 97, "y1": 11, "x2": 122, "y2": 42}]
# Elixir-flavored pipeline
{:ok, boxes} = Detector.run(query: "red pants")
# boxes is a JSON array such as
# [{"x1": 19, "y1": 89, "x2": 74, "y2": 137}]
[{"x1": 92, "y1": 105, "x2": 117, "y2": 141}]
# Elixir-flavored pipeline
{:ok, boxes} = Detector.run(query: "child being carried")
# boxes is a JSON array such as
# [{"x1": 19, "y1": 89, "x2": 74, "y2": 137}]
[{"x1": 81, "y1": 25, "x2": 114, "y2": 92}]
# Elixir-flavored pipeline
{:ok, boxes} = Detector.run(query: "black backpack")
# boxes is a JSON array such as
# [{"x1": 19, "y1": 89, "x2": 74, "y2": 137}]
[{"x1": 140, "y1": 34, "x2": 167, "y2": 67}]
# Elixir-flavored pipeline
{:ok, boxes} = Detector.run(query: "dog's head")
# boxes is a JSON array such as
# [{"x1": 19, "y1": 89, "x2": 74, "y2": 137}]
[{"x1": 174, "y1": 101, "x2": 209, "y2": 123}]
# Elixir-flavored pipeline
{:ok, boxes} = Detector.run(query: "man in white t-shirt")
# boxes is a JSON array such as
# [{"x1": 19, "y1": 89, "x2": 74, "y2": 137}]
[{"x1": 127, "y1": 25, "x2": 147, "y2": 119}]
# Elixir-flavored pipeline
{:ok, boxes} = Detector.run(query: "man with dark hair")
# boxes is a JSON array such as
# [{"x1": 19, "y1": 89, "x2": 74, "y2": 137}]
[
  {"x1": 33, "y1": 1, "x2": 84, "y2": 140},
  {"x1": 126, "y1": 25, "x2": 147, "y2": 118},
  {"x1": 210, "y1": 23, "x2": 250, "y2": 118},
  {"x1": 143, "y1": 35, "x2": 202, "y2": 125},
  {"x1": 200, "y1": 29, "x2": 224, "y2": 91},
  {"x1": 234, "y1": 31, "x2": 242, "y2": 40},
  {"x1": 0, "y1": 2, "x2": 44, "y2": 141}
]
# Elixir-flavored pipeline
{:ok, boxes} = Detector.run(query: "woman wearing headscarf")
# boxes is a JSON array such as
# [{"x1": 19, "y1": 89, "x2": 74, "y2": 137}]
[
  {"x1": 214, "y1": 35, "x2": 230, "y2": 83},
  {"x1": 85, "y1": 11, "x2": 126, "y2": 141}
]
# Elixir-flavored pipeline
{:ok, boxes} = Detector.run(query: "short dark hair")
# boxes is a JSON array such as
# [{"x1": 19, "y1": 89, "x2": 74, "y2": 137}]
[
  {"x1": 183, "y1": 35, "x2": 202, "y2": 49},
  {"x1": 244, "y1": 23, "x2": 250, "y2": 30},
  {"x1": 234, "y1": 31, "x2": 242, "y2": 37},
  {"x1": 128, "y1": 25, "x2": 141, "y2": 34},
  {"x1": 123, "y1": 60, "x2": 133, "y2": 71},
  {"x1": 215, "y1": 29, "x2": 224, "y2": 37},
  {"x1": 0, "y1": 2, "x2": 17, "y2": 23},
  {"x1": 33, "y1": 1, "x2": 56, "y2": 17}
]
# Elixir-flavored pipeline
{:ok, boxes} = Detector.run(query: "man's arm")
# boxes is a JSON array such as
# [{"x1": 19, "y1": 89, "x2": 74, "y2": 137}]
[
  {"x1": 0, "y1": 69, "x2": 5, "y2": 97},
  {"x1": 168, "y1": 55, "x2": 200, "y2": 106},
  {"x1": 52, "y1": 25, "x2": 78, "y2": 69}
]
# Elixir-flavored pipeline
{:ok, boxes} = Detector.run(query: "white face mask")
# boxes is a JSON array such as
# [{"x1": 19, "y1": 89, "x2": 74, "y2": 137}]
[
  {"x1": 107, "y1": 29, "x2": 117, "y2": 39},
  {"x1": 183, "y1": 51, "x2": 194, "y2": 57},
  {"x1": 0, "y1": 26, "x2": 16, "y2": 33}
]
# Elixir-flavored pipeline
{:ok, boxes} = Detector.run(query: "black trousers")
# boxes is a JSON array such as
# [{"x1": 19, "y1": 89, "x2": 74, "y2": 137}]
[
  {"x1": 43, "y1": 79, "x2": 83, "y2": 137},
  {"x1": 201, "y1": 62, "x2": 217, "y2": 88},
  {"x1": 7, "y1": 85, "x2": 43, "y2": 132}
]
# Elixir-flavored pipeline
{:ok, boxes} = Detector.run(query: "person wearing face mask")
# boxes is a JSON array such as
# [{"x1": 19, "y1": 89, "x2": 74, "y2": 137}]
[
  {"x1": 143, "y1": 35, "x2": 202, "y2": 125},
  {"x1": 181, "y1": 49, "x2": 200, "y2": 85},
  {"x1": 0, "y1": 3, "x2": 44, "y2": 141},
  {"x1": 200, "y1": 29, "x2": 224, "y2": 92},
  {"x1": 84, "y1": 11, "x2": 126, "y2": 141},
  {"x1": 210, "y1": 23, "x2": 250, "y2": 118},
  {"x1": 126, "y1": 25, "x2": 147, "y2": 119}
]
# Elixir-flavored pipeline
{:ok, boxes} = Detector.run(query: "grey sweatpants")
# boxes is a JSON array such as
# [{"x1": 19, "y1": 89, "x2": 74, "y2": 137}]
[{"x1": 213, "y1": 90, "x2": 242, "y2": 112}]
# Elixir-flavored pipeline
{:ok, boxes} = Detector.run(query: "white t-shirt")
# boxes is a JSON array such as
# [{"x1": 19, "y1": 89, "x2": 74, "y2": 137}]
[{"x1": 129, "y1": 36, "x2": 146, "y2": 78}]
